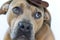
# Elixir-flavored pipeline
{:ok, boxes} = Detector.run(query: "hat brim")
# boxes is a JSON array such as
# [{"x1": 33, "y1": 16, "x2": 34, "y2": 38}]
[{"x1": 28, "y1": 0, "x2": 49, "y2": 8}]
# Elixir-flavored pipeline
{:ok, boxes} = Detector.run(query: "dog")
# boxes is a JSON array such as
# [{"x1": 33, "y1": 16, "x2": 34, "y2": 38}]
[{"x1": 0, "y1": 0, "x2": 54, "y2": 40}]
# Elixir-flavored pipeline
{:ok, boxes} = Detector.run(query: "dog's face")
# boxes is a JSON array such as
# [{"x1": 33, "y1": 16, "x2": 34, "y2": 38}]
[{"x1": 6, "y1": 0, "x2": 44, "y2": 40}]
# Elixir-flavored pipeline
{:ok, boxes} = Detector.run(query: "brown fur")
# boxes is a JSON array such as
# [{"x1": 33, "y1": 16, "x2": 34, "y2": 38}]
[{"x1": 0, "y1": 0, "x2": 54, "y2": 40}]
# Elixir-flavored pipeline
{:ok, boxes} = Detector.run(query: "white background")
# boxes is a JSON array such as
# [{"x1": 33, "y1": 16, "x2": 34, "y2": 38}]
[{"x1": 0, "y1": 0, "x2": 60, "y2": 40}]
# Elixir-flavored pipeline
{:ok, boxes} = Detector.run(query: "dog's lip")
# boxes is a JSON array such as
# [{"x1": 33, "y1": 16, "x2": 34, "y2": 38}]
[
  {"x1": 16, "y1": 34, "x2": 26, "y2": 39},
  {"x1": 16, "y1": 35, "x2": 28, "y2": 40},
  {"x1": 18, "y1": 35, "x2": 26, "y2": 38}
]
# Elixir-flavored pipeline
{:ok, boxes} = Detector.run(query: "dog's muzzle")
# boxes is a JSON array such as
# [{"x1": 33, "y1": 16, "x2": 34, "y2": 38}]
[{"x1": 11, "y1": 20, "x2": 33, "y2": 40}]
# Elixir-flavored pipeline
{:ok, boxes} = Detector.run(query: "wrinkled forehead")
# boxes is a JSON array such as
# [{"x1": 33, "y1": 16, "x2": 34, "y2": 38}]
[{"x1": 9, "y1": 0, "x2": 44, "y2": 11}]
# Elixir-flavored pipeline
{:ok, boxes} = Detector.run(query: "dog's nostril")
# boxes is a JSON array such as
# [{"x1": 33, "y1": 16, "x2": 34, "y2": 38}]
[
  {"x1": 21, "y1": 25, "x2": 24, "y2": 29},
  {"x1": 27, "y1": 27, "x2": 29, "y2": 30},
  {"x1": 18, "y1": 22, "x2": 24, "y2": 29}
]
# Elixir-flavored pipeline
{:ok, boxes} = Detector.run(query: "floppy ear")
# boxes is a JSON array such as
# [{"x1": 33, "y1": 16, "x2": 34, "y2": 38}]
[
  {"x1": 44, "y1": 8, "x2": 51, "y2": 26},
  {"x1": 0, "y1": 1, "x2": 11, "y2": 14}
]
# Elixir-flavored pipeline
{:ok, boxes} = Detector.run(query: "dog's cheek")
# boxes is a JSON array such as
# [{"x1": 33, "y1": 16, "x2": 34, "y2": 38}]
[
  {"x1": 31, "y1": 17, "x2": 44, "y2": 34},
  {"x1": 36, "y1": 18, "x2": 44, "y2": 31},
  {"x1": 10, "y1": 19, "x2": 20, "y2": 39},
  {"x1": 7, "y1": 12, "x2": 17, "y2": 26}
]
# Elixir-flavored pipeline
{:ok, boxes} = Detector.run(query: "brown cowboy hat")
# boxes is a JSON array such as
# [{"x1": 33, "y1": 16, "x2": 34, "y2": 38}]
[{"x1": 27, "y1": 0, "x2": 49, "y2": 8}]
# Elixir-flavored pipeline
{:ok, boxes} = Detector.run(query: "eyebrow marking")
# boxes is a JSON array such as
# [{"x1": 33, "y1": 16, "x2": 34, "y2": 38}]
[{"x1": 26, "y1": 3, "x2": 31, "y2": 9}]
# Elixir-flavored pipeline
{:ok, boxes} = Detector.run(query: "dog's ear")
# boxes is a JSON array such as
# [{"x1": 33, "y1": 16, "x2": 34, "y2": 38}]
[
  {"x1": 44, "y1": 8, "x2": 51, "y2": 26},
  {"x1": 0, "y1": 1, "x2": 12, "y2": 15}
]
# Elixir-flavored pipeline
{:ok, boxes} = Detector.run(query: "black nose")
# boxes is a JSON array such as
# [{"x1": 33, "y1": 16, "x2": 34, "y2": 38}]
[{"x1": 18, "y1": 21, "x2": 32, "y2": 32}]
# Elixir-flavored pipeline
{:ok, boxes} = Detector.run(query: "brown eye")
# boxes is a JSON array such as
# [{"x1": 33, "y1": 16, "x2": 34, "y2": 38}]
[
  {"x1": 32, "y1": 12, "x2": 42, "y2": 19},
  {"x1": 12, "y1": 7, "x2": 23, "y2": 15}
]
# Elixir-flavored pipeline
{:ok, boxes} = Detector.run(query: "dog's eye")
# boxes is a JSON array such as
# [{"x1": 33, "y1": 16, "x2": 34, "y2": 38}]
[
  {"x1": 12, "y1": 7, "x2": 23, "y2": 15},
  {"x1": 33, "y1": 12, "x2": 42, "y2": 19}
]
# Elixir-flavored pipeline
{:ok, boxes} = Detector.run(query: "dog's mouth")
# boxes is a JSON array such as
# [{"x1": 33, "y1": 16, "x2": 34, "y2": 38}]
[
  {"x1": 11, "y1": 32, "x2": 31, "y2": 40},
  {"x1": 15, "y1": 35, "x2": 29, "y2": 40},
  {"x1": 11, "y1": 30, "x2": 32, "y2": 40},
  {"x1": 17, "y1": 35, "x2": 26, "y2": 40},
  {"x1": 11, "y1": 28, "x2": 32, "y2": 40}
]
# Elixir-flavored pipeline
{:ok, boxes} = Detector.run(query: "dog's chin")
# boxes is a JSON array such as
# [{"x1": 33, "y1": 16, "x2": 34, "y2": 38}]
[
  {"x1": 12, "y1": 34, "x2": 31, "y2": 40},
  {"x1": 13, "y1": 35, "x2": 30, "y2": 40},
  {"x1": 16, "y1": 35, "x2": 28, "y2": 40}
]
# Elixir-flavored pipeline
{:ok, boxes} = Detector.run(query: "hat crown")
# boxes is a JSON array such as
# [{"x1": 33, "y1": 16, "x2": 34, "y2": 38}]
[{"x1": 27, "y1": 0, "x2": 49, "y2": 8}]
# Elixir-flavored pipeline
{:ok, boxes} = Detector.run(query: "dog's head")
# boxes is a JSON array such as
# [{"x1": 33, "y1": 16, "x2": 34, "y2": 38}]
[{"x1": 0, "y1": 0, "x2": 50, "y2": 40}]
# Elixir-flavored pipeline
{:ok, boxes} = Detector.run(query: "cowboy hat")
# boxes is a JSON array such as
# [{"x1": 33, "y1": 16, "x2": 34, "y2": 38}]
[{"x1": 27, "y1": 0, "x2": 49, "y2": 8}]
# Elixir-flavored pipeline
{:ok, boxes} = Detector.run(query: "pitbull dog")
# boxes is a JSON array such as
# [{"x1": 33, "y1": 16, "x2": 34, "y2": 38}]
[{"x1": 0, "y1": 0, "x2": 54, "y2": 40}]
